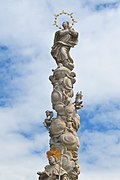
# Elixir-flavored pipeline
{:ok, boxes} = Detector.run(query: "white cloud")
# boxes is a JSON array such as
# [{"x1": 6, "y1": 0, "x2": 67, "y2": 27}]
[
  {"x1": 90, "y1": 107, "x2": 120, "y2": 129},
  {"x1": 0, "y1": 0, "x2": 120, "y2": 180},
  {"x1": 80, "y1": 130, "x2": 120, "y2": 170},
  {"x1": 75, "y1": 7, "x2": 120, "y2": 105},
  {"x1": 80, "y1": 172, "x2": 120, "y2": 180}
]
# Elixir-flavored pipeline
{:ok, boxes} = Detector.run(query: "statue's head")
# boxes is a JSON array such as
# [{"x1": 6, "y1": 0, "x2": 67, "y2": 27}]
[
  {"x1": 48, "y1": 155, "x2": 57, "y2": 165},
  {"x1": 62, "y1": 21, "x2": 69, "y2": 29},
  {"x1": 46, "y1": 148, "x2": 61, "y2": 165},
  {"x1": 45, "y1": 110, "x2": 49, "y2": 116}
]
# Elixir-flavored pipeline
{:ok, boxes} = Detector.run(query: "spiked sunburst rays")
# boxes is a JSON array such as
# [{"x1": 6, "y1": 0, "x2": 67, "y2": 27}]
[{"x1": 53, "y1": 10, "x2": 77, "y2": 29}]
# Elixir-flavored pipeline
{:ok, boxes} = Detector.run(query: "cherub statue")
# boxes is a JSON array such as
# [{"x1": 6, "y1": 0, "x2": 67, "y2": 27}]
[
  {"x1": 74, "y1": 91, "x2": 83, "y2": 110},
  {"x1": 37, "y1": 148, "x2": 69, "y2": 180},
  {"x1": 43, "y1": 110, "x2": 53, "y2": 129}
]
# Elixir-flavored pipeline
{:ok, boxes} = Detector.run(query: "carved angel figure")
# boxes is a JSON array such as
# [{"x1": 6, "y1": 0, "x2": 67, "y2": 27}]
[
  {"x1": 74, "y1": 91, "x2": 83, "y2": 110},
  {"x1": 44, "y1": 111, "x2": 53, "y2": 129}
]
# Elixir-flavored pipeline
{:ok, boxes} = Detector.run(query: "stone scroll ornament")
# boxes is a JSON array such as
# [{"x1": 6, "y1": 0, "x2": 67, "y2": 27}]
[{"x1": 37, "y1": 11, "x2": 83, "y2": 180}]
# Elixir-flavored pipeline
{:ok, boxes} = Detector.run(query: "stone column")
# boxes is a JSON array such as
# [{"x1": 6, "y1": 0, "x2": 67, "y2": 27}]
[{"x1": 37, "y1": 20, "x2": 83, "y2": 180}]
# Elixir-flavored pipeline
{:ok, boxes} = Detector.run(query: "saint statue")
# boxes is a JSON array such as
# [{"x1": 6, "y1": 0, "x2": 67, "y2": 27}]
[
  {"x1": 37, "y1": 148, "x2": 69, "y2": 180},
  {"x1": 51, "y1": 21, "x2": 78, "y2": 71}
]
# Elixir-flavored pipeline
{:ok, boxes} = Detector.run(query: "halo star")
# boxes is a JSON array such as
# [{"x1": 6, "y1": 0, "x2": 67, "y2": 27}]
[{"x1": 53, "y1": 11, "x2": 77, "y2": 29}]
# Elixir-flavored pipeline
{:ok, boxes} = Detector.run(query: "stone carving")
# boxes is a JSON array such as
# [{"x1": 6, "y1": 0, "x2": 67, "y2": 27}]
[
  {"x1": 38, "y1": 14, "x2": 82, "y2": 180},
  {"x1": 44, "y1": 110, "x2": 53, "y2": 129},
  {"x1": 49, "y1": 65, "x2": 76, "y2": 118},
  {"x1": 74, "y1": 91, "x2": 83, "y2": 110},
  {"x1": 51, "y1": 21, "x2": 78, "y2": 71},
  {"x1": 37, "y1": 148, "x2": 69, "y2": 180}
]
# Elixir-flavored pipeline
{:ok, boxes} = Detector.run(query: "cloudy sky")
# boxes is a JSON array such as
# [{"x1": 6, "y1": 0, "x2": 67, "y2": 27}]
[{"x1": 0, "y1": 0, "x2": 120, "y2": 180}]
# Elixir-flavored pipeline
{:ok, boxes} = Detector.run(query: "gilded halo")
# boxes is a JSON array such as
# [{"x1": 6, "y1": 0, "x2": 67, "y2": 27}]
[{"x1": 53, "y1": 10, "x2": 77, "y2": 29}]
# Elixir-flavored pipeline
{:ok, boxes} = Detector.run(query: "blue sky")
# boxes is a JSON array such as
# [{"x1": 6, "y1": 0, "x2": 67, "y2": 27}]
[{"x1": 0, "y1": 0, "x2": 120, "y2": 180}]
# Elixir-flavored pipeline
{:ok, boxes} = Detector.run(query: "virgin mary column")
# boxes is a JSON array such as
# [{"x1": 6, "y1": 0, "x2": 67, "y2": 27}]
[{"x1": 37, "y1": 12, "x2": 83, "y2": 180}]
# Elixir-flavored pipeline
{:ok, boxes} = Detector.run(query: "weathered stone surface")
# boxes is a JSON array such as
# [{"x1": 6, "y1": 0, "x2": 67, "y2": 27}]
[
  {"x1": 51, "y1": 21, "x2": 78, "y2": 71},
  {"x1": 37, "y1": 150, "x2": 69, "y2": 180},
  {"x1": 37, "y1": 20, "x2": 83, "y2": 180}
]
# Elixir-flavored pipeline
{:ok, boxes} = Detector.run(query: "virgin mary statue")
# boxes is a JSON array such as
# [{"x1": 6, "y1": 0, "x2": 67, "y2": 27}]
[{"x1": 51, "y1": 21, "x2": 78, "y2": 71}]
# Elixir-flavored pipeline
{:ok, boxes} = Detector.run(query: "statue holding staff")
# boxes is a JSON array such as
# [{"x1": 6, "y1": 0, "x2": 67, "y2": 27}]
[{"x1": 37, "y1": 148, "x2": 69, "y2": 180}]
